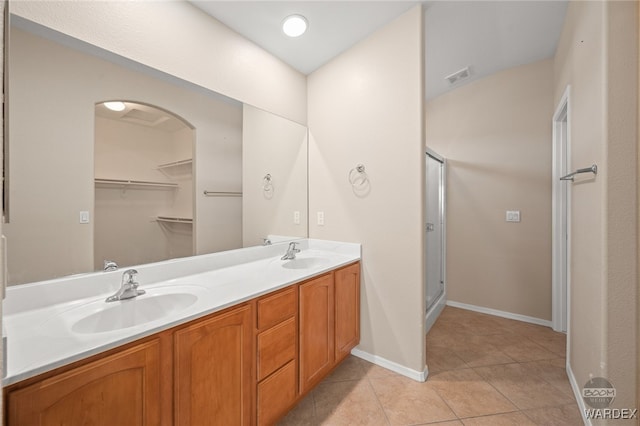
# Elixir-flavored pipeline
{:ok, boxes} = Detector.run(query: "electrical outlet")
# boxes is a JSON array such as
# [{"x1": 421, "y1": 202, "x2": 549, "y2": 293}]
[
  {"x1": 294, "y1": 211, "x2": 300, "y2": 225},
  {"x1": 317, "y1": 211, "x2": 325, "y2": 226}
]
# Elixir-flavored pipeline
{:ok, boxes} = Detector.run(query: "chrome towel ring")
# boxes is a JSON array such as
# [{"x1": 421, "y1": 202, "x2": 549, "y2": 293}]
[{"x1": 349, "y1": 164, "x2": 368, "y2": 187}]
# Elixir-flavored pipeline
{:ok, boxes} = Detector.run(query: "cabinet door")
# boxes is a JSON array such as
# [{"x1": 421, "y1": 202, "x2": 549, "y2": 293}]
[
  {"x1": 299, "y1": 273, "x2": 335, "y2": 394},
  {"x1": 7, "y1": 339, "x2": 163, "y2": 426},
  {"x1": 174, "y1": 304, "x2": 253, "y2": 426},
  {"x1": 335, "y1": 262, "x2": 361, "y2": 362}
]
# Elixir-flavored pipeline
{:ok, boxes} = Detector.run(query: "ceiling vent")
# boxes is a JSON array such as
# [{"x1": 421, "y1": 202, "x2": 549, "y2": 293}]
[
  {"x1": 124, "y1": 108, "x2": 162, "y2": 123},
  {"x1": 445, "y1": 66, "x2": 472, "y2": 86},
  {"x1": 122, "y1": 108, "x2": 170, "y2": 128}
]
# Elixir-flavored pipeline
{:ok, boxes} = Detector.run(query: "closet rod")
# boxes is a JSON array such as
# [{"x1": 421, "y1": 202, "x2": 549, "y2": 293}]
[
  {"x1": 95, "y1": 178, "x2": 178, "y2": 188},
  {"x1": 203, "y1": 191, "x2": 242, "y2": 197}
]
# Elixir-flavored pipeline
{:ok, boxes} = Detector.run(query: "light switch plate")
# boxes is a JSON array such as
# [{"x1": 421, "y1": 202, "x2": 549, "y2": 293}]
[{"x1": 506, "y1": 210, "x2": 520, "y2": 222}]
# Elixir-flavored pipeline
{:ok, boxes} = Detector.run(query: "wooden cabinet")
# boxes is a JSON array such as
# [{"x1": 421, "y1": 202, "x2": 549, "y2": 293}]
[
  {"x1": 174, "y1": 304, "x2": 253, "y2": 426},
  {"x1": 257, "y1": 360, "x2": 296, "y2": 426},
  {"x1": 5, "y1": 304, "x2": 253, "y2": 426},
  {"x1": 257, "y1": 317, "x2": 296, "y2": 381},
  {"x1": 335, "y1": 262, "x2": 361, "y2": 362},
  {"x1": 5, "y1": 261, "x2": 360, "y2": 426},
  {"x1": 256, "y1": 287, "x2": 298, "y2": 426},
  {"x1": 257, "y1": 286, "x2": 296, "y2": 330},
  {"x1": 299, "y1": 273, "x2": 335, "y2": 394},
  {"x1": 299, "y1": 262, "x2": 361, "y2": 396},
  {"x1": 7, "y1": 339, "x2": 165, "y2": 426}
]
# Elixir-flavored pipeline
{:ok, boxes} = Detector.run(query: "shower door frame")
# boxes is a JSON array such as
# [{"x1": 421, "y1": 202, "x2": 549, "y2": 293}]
[{"x1": 425, "y1": 148, "x2": 446, "y2": 328}]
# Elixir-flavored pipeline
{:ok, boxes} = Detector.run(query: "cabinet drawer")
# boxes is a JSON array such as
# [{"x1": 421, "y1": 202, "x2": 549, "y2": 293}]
[
  {"x1": 257, "y1": 286, "x2": 296, "y2": 330},
  {"x1": 257, "y1": 317, "x2": 296, "y2": 381},
  {"x1": 257, "y1": 360, "x2": 297, "y2": 426}
]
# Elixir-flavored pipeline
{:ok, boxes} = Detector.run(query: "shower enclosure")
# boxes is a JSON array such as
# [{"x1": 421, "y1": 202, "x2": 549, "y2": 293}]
[{"x1": 425, "y1": 148, "x2": 446, "y2": 333}]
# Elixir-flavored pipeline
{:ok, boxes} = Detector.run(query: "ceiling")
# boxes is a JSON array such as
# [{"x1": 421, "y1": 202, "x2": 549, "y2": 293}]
[
  {"x1": 96, "y1": 102, "x2": 189, "y2": 133},
  {"x1": 191, "y1": 1, "x2": 568, "y2": 101}
]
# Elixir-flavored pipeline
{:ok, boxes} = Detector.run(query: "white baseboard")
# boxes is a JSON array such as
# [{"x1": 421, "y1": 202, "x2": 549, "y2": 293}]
[
  {"x1": 425, "y1": 291, "x2": 447, "y2": 335},
  {"x1": 446, "y1": 300, "x2": 553, "y2": 328},
  {"x1": 351, "y1": 347, "x2": 428, "y2": 382},
  {"x1": 566, "y1": 361, "x2": 591, "y2": 425}
]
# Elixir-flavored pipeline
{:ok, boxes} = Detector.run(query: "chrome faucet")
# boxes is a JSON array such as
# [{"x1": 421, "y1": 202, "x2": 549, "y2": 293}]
[
  {"x1": 103, "y1": 260, "x2": 118, "y2": 272},
  {"x1": 105, "y1": 269, "x2": 146, "y2": 302},
  {"x1": 281, "y1": 242, "x2": 300, "y2": 260}
]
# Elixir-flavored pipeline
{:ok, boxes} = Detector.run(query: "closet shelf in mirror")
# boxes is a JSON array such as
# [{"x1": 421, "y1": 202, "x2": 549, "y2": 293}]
[
  {"x1": 94, "y1": 178, "x2": 179, "y2": 189},
  {"x1": 157, "y1": 159, "x2": 193, "y2": 177},
  {"x1": 156, "y1": 216, "x2": 193, "y2": 224}
]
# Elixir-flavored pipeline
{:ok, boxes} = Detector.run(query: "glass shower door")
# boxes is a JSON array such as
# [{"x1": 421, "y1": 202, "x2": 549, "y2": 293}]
[{"x1": 425, "y1": 151, "x2": 444, "y2": 311}]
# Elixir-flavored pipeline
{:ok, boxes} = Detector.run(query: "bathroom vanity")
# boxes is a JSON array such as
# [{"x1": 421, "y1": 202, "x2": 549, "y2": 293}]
[{"x1": 2, "y1": 239, "x2": 360, "y2": 425}]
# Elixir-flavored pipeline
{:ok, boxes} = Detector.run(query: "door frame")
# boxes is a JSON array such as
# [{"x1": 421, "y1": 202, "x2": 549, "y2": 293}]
[{"x1": 551, "y1": 86, "x2": 571, "y2": 340}]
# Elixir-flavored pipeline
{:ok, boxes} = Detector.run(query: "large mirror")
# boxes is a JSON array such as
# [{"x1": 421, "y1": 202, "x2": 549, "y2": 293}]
[{"x1": 5, "y1": 16, "x2": 308, "y2": 286}]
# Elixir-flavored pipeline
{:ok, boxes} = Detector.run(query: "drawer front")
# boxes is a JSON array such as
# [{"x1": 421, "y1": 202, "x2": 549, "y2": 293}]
[
  {"x1": 257, "y1": 286, "x2": 296, "y2": 330},
  {"x1": 257, "y1": 317, "x2": 296, "y2": 381},
  {"x1": 257, "y1": 360, "x2": 297, "y2": 426}
]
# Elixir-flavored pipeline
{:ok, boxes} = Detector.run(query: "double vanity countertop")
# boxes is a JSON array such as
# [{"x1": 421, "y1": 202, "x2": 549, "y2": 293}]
[{"x1": 2, "y1": 239, "x2": 361, "y2": 386}]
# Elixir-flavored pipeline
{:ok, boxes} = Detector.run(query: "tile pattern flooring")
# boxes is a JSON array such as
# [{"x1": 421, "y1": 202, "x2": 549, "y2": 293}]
[{"x1": 278, "y1": 306, "x2": 583, "y2": 425}]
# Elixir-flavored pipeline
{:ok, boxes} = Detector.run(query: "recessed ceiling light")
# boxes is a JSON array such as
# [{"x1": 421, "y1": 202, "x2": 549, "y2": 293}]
[
  {"x1": 103, "y1": 101, "x2": 126, "y2": 112},
  {"x1": 282, "y1": 14, "x2": 308, "y2": 38}
]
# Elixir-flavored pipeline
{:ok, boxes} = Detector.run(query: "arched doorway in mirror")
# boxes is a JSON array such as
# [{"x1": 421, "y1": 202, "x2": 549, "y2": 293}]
[{"x1": 94, "y1": 101, "x2": 195, "y2": 271}]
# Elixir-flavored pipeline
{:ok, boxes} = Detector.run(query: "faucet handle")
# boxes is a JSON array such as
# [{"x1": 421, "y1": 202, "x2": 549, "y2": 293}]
[
  {"x1": 289, "y1": 242, "x2": 300, "y2": 253},
  {"x1": 122, "y1": 269, "x2": 138, "y2": 285},
  {"x1": 103, "y1": 260, "x2": 118, "y2": 272}
]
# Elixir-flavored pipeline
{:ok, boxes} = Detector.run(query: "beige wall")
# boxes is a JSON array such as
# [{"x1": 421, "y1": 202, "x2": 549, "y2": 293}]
[
  {"x1": 10, "y1": 0, "x2": 307, "y2": 124},
  {"x1": 554, "y1": 0, "x2": 638, "y2": 419},
  {"x1": 308, "y1": 6, "x2": 425, "y2": 373},
  {"x1": 242, "y1": 105, "x2": 308, "y2": 246},
  {"x1": 426, "y1": 59, "x2": 554, "y2": 321},
  {"x1": 7, "y1": 28, "x2": 242, "y2": 285},
  {"x1": 602, "y1": 1, "x2": 638, "y2": 418}
]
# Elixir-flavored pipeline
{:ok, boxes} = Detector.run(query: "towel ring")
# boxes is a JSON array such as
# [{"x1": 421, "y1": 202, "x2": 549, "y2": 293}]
[{"x1": 349, "y1": 164, "x2": 368, "y2": 187}]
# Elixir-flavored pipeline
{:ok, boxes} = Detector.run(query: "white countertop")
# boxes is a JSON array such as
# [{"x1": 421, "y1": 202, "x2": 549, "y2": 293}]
[{"x1": 2, "y1": 239, "x2": 360, "y2": 386}]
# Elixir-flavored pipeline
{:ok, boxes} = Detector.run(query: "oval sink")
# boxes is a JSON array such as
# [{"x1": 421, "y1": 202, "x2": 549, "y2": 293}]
[
  {"x1": 71, "y1": 293, "x2": 198, "y2": 334},
  {"x1": 281, "y1": 257, "x2": 329, "y2": 270}
]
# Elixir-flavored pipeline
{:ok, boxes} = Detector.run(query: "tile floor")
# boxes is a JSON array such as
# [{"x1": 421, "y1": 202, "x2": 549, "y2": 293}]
[{"x1": 278, "y1": 306, "x2": 584, "y2": 425}]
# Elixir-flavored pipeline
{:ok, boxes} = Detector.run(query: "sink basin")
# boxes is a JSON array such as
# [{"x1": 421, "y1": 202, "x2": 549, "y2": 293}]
[
  {"x1": 281, "y1": 257, "x2": 329, "y2": 270},
  {"x1": 70, "y1": 292, "x2": 198, "y2": 334}
]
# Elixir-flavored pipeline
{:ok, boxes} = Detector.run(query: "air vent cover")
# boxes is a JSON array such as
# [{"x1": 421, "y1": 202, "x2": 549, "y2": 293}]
[
  {"x1": 122, "y1": 108, "x2": 170, "y2": 128},
  {"x1": 124, "y1": 108, "x2": 161, "y2": 123},
  {"x1": 445, "y1": 66, "x2": 472, "y2": 85}
]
